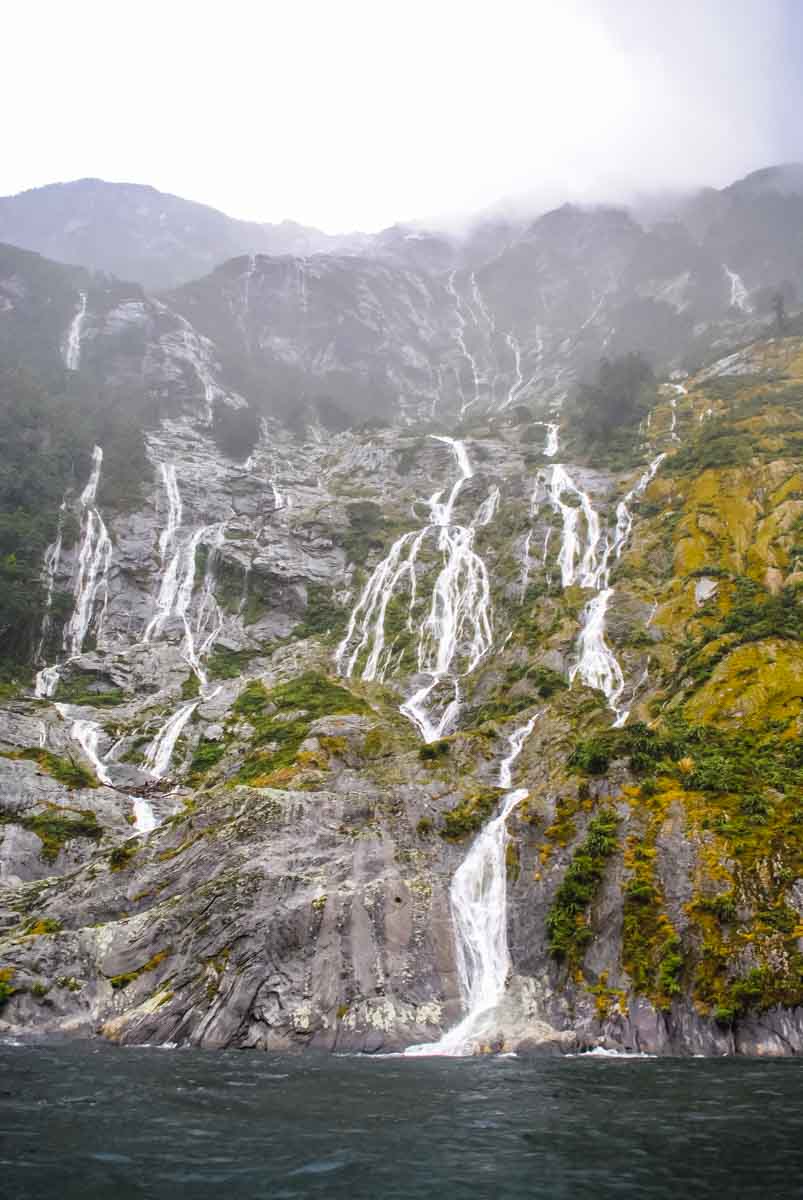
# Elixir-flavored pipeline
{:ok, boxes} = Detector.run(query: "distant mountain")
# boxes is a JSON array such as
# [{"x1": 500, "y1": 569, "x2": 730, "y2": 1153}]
[{"x1": 0, "y1": 179, "x2": 359, "y2": 291}]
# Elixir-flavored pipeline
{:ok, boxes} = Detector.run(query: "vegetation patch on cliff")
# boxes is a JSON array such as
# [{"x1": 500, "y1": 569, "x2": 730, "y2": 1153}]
[
  {"x1": 546, "y1": 809, "x2": 619, "y2": 966},
  {"x1": 233, "y1": 672, "x2": 370, "y2": 785}
]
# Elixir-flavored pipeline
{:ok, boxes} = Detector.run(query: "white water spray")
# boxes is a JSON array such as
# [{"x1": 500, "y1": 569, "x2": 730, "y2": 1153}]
[
  {"x1": 35, "y1": 447, "x2": 112, "y2": 698},
  {"x1": 143, "y1": 700, "x2": 199, "y2": 779},
  {"x1": 724, "y1": 266, "x2": 751, "y2": 314},
  {"x1": 447, "y1": 272, "x2": 482, "y2": 416},
  {"x1": 406, "y1": 713, "x2": 540, "y2": 1056},
  {"x1": 567, "y1": 453, "x2": 666, "y2": 725},
  {"x1": 70, "y1": 717, "x2": 113, "y2": 786},
  {"x1": 64, "y1": 292, "x2": 87, "y2": 371},
  {"x1": 337, "y1": 437, "x2": 493, "y2": 740}
]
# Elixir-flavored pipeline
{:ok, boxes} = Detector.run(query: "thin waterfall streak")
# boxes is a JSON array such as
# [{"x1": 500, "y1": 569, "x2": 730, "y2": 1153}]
[
  {"x1": 447, "y1": 272, "x2": 482, "y2": 416},
  {"x1": 519, "y1": 531, "x2": 533, "y2": 602},
  {"x1": 337, "y1": 437, "x2": 494, "y2": 741},
  {"x1": 565, "y1": 452, "x2": 666, "y2": 723},
  {"x1": 64, "y1": 292, "x2": 87, "y2": 370},
  {"x1": 143, "y1": 701, "x2": 198, "y2": 779},
  {"x1": 70, "y1": 717, "x2": 112, "y2": 786},
  {"x1": 35, "y1": 447, "x2": 112, "y2": 696}
]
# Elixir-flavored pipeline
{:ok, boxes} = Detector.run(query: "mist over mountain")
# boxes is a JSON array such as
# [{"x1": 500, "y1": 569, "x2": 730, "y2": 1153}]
[
  {"x1": 0, "y1": 179, "x2": 369, "y2": 291},
  {"x1": 2, "y1": 162, "x2": 801, "y2": 435}
]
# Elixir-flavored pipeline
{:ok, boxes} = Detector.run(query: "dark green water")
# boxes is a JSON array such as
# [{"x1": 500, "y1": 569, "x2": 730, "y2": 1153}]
[{"x1": 1, "y1": 1041, "x2": 802, "y2": 1199}]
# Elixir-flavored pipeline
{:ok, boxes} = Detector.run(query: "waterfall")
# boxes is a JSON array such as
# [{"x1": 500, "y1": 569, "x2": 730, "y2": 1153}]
[
  {"x1": 546, "y1": 464, "x2": 605, "y2": 588},
  {"x1": 503, "y1": 332, "x2": 541, "y2": 412},
  {"x1": 143, "y1": 700, "x2": 199, "y2": 779},
  {"x1": 504, "y1": 332, "x2": 524, "y2": 409},
  {"x1": 34, "y1": 502, "x2": 66, "y2": 667},
  {"x1": 519, "y1": 530, "x2": 533, "y2": 601},
  {"x1": 57, "y1": 707, "x2": 157, "y2": 831},
  {"x1": 64, "y1": 292, "x2": 87, "y2": 371},
  {"x1": 337, "y1": 436, "x2": 494, "y2": 741},
  {"x1": 724, "y1": 265, "x2": 751, "y2": 313},
  {"x1": 447, "y1": 272, "x2": 481, "y2": 416},
  {"x1": 132, "y1": 798, "x2": 157, "y2": 834},
  {"x1": 667, "y1": 385, "x2": 685, "y2": 443},
  {"x1": 406, "y1": 714, "x2": 539, "y2": 1057},
  {"x1": 144, "y1": 463, "x2": 225, "y2": 687},
  {"x1": 35, "y1": 446, "x2": 112, "y2": 698},
  {"x1": 69, "y1": 717, "x2": 113, "y2": 786},
  {"x1": 141, "y1": 463, "x2": 226, "y2": 777},
  {"x1": 566, "y1": 453, "x2": 667, "y2": 725},
  {"x1": 570, "y1": 589, "x2": 626, "y2": 721}
]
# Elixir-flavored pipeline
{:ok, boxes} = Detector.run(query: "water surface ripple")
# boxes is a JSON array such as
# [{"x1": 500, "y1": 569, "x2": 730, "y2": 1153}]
[{"x1": 1, "y1": 1042, "x2": 801, "y2": 1199}]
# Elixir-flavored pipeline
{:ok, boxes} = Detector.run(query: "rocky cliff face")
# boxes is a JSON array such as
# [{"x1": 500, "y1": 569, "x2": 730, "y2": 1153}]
[{"x1": 0, "y1": 324, "x2": 801, "y2": 1055}]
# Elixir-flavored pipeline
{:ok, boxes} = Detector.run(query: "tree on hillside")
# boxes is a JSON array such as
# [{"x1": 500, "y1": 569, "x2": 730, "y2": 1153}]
[{"x1": 568, "y1": 352, "x2": 655, "y2": 447}]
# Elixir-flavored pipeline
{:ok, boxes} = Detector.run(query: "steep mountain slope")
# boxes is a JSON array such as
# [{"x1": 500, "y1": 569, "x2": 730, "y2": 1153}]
[
  {"x1": 0, "y1": 330, "x2": 800, "y2": 1055},
  {"x1": 3, "y1": 168, "x2": 799, "y2": 433},
  {"x1": 0, "y1": 179, "x2": 356, "y2": 290}
]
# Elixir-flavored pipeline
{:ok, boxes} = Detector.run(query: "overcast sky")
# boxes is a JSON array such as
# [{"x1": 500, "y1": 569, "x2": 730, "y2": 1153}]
[{"x1": 6, "y1": 0, "x2": 803, "y2": 232}]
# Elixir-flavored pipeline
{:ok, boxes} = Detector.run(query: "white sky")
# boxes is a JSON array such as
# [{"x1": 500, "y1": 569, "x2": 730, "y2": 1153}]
[{"x1": 4, "y1": 0, "x2": 794, "y2": 232}]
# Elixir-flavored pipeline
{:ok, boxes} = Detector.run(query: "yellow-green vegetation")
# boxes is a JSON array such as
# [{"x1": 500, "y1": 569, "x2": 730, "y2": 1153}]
[
  {"x1": 1, "y1": 747, "x2": 97, "y2": 789},
  {"x1": 546, "y1": 810, "x2": 619, "y2": 966},
  {"x1": 419, "y1": 738, "x2": 450, "y2": 763},
  {"x1": 23, "y1": 917, "x2": 62, "y2": 936},
  {"x1": 53, "y1": 674, "x2": 126, "y2": 707},
  {"x1": 468, "y1": 663, "x2": 567, "y2": 727},
  {"x1": 0, "y1": 804, "x2": 102, "y2": 862},
  {"x1": 621, "y1": 827, "x2": 683, "y2": 1011},
  {"x1": 440, "y1": 788, "x2": 503, "y2": 841},
  {"x1": 180, "y1": 673, "x2": 201, "y2": 700},
  {"x1": 108, "y1": 843, "x2": 139, "y2": 872},
  {"x1": 206, "y1": 646, "x2": 257, "y2": 680},
  {"x1": 0, "y1": 966, "x2": 16, "y2": 1006},
  {"x1": 233, "y1": 671, "x2": 371, "y2": 785},
  {"x1": 187, "y1": 739, "x2": 228, "y2": 786},
  {"x1": 292, "y1": 584, "x2": 348, "y2": 641},
  {"x1": 107, "y1": 949, "x2": 171, "y2": 990}
]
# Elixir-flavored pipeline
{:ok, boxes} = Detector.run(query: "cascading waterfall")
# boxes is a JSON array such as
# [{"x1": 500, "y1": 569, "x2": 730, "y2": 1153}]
[
  {"x1": 530, "y1": 417, "x2": 665, "y2": 726},
  {"x1": 35, "y1": 446, "x2": 112, "y2": 698},
  {"x1": 64, "y1": 292, "x2": 87, "y2": 371},
  {"x1": 545, "y1": 463, "x2": 604, "y2": 588},
  {"x1": 64, "y1": 447, "x2": 113, "y2": 658},
  {"x1": 502, "y1": 332, "x2": 541, "y2": 412},
  {"x1": 667, "y1": 384, "x2": 685, "y2": 443},
  {"x1": 724, "y1": 265, "x2": 751, "y2": 313},
  {"x1": 406, "y1": 712, "x2": 540, "y2": 1057},
  {"x1": 141, "y1": 462, "x2": 226, "y2": 777},
  {"x1": 336, "y1": 436, "x2": 494, "y2": 743},
  {"x1": 69, "y1": 716, "x2": 113, "y2": 787},
  {"x1": 34, "y1": 502, "x2": 66, "y2": 668},
  {"x1": 446, "y1": 273, "x2": 482, "y2": 416},
  {"x1": 143, "y1": 700, "x2": 199, "y2": 779},
  {"x1": 567, "y1": 452, "x2": 667, "y2": 726}
]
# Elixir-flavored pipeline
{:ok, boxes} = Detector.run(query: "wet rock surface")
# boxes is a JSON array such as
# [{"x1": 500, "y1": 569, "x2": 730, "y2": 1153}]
[{"x1": 2, "y1": 337, "x2": 803, "y2": 1056}]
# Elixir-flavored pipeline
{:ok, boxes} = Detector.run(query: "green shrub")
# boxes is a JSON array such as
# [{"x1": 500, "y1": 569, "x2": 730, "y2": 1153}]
[
  {"x1": 419, "y1": 739, "x2": 450, "y2": 762},
  {"x1": 440, "y1": 789, "x2": 502, "y2": 841},
  {"x1": 3, "y1": 747, "x2": 97, "y2": 789},
  {"x1": 546, "y1": 810, "x2": 619, "y2": 965},
  {"x1": 187, "y1": 739, "x2": 226, "y2": 784},
  {"x1": 235, "y1": 672, "x2": 370, "y2": 782},
  {"x1": 0, "y1": 804, "x2": 102, "y2": 862}
]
